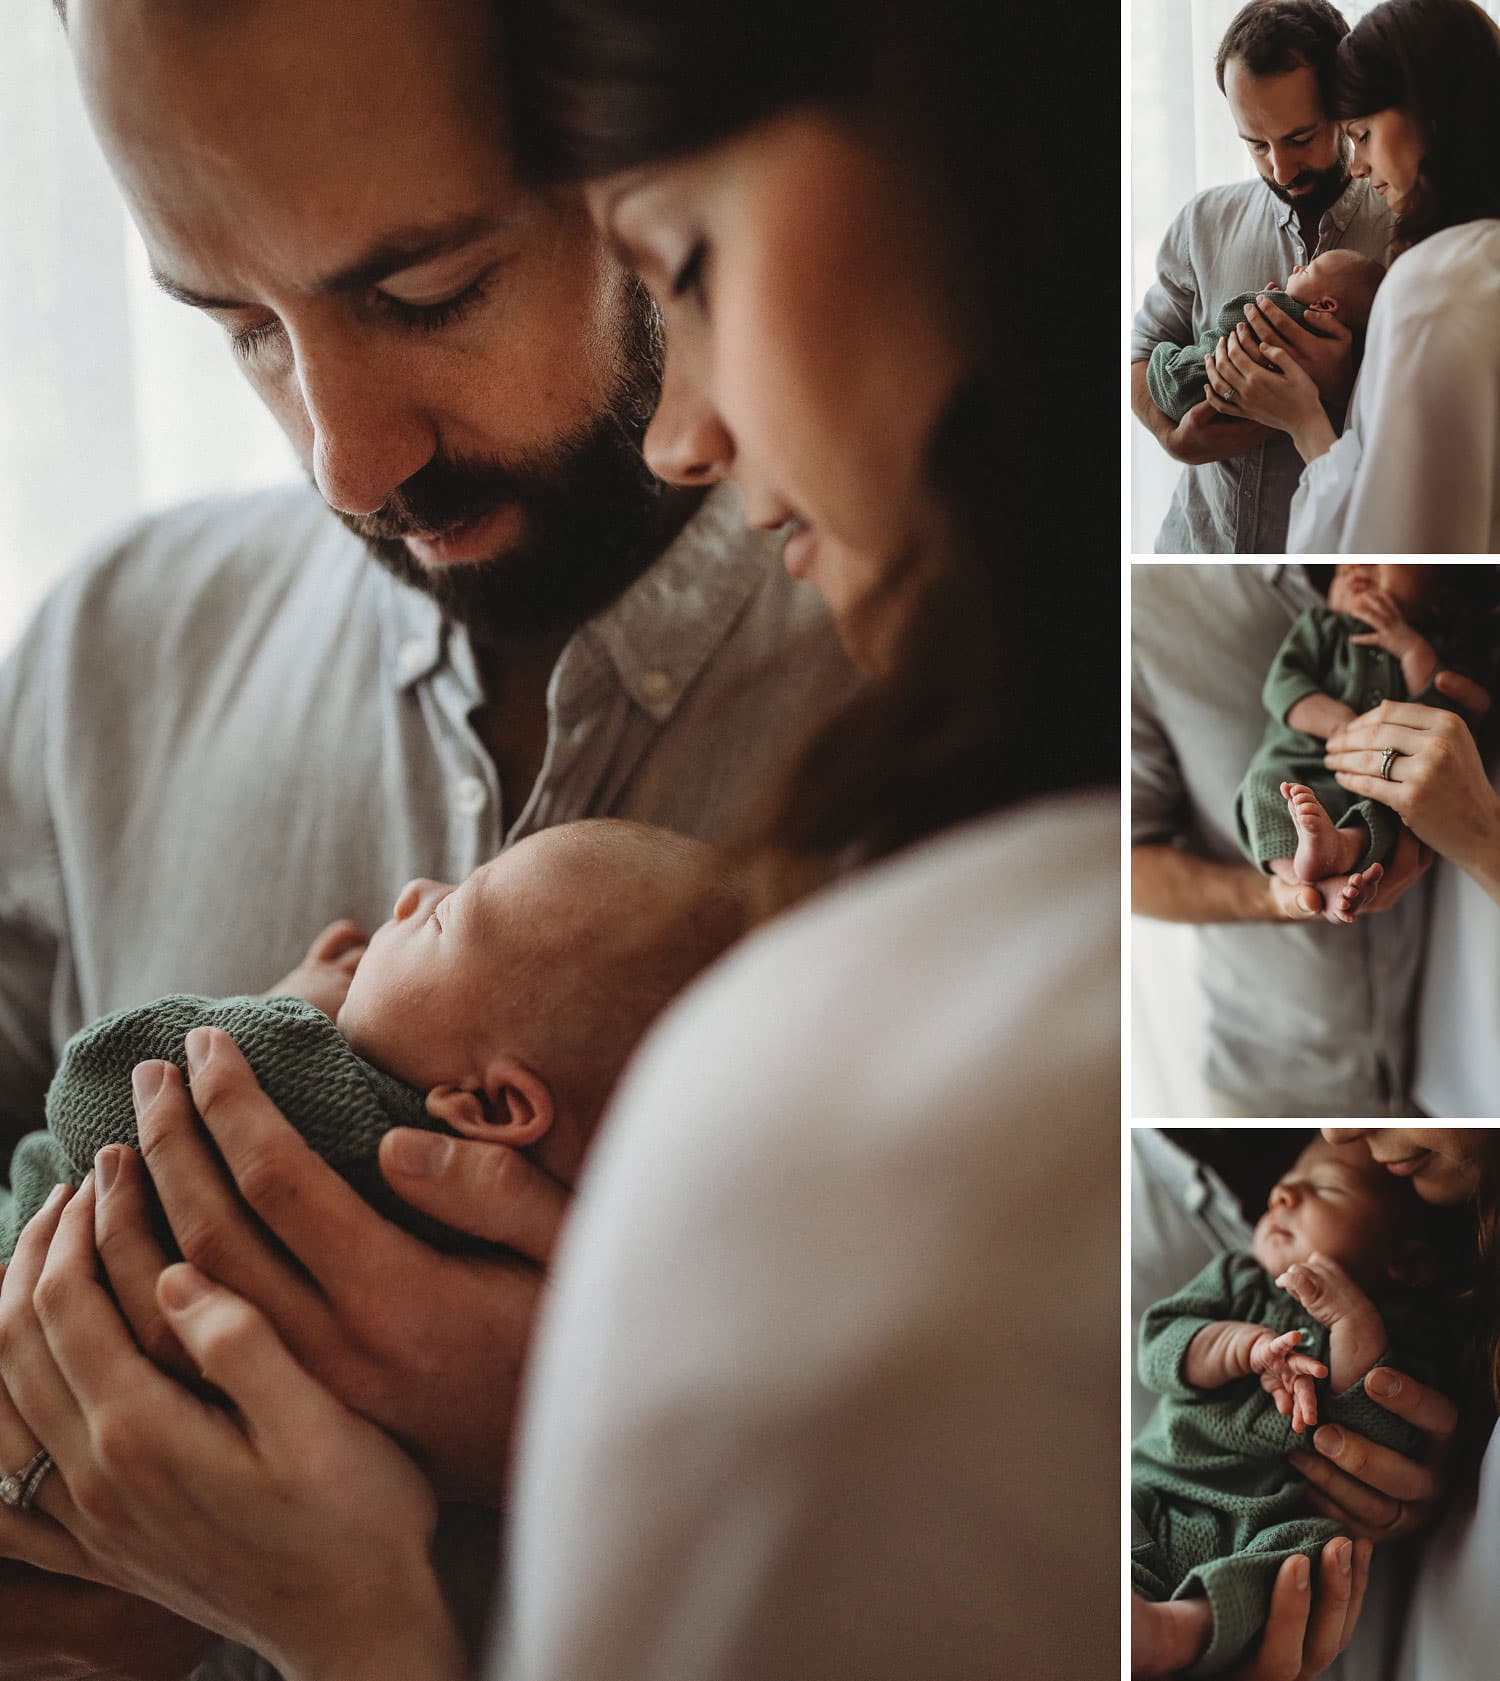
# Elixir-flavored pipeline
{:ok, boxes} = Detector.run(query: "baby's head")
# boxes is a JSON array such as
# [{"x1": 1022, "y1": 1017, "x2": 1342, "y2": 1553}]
[
  {"x1": 1280, "y1": 250, "x2": 1386, "y2": 330},
  {"x1": 337, "y1": 820, "x2": 747, "y2": 1186},
  {"x1": 1252, "y1": 1136, "x2": 1452, "y2": 1295}
]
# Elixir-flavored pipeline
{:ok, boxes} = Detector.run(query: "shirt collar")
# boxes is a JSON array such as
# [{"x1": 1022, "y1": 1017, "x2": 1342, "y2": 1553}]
[
  {"x1": 587, "y1": 482, "x2": 778, "y2": 724},
  {"x1": 371, "y1": 482, "x2": 776, "y2": 713},
  {"x1": 1266, "y1": 176, "x2": 1368, "y2": 242}
]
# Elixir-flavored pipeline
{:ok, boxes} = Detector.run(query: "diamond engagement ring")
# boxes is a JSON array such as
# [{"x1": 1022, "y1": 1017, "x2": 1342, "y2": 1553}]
[
  {"x1": 1379, "y1": 747, "x2": 1400, "y2": 781},
  {"x1": 0, "y1": 1448, "x2": 53, "y2": 1514}
]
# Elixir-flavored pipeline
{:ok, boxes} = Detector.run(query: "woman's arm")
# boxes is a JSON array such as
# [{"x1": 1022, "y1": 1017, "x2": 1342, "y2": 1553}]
[
  {"x1": 0, "y1": 1182, "x2": 467, "y2": 1681},
  {"x1": 1201, "y1": 328, "x2": 1337, "y2": 465},
  {"x1": 1324, "y1": 696, "x2": 1500, "y2": 905}
]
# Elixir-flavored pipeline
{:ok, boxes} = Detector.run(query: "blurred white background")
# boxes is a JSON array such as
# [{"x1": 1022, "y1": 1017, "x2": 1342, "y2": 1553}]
[
  {"x1": 1128, "y1": 0, "x2": 1499, "y2": 553},
  {"x1": 0, "y1": 8, "x2": 296, "y2": 660}
]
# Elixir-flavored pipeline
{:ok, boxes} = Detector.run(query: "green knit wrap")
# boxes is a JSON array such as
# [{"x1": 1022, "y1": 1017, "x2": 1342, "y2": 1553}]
[
  {"x1": 0, "y1": 995, "x2": 488, "y2": 1261},
  {"x1": 1146, "y1": 289, "x2": 1322, "y2": 424},
  {"x1": 1132, "y1": 1251, "x2": 1434, "y2": 1677},
  {"x1": 1234, "y1": 605, "x2": 1481, "y2": 876}
]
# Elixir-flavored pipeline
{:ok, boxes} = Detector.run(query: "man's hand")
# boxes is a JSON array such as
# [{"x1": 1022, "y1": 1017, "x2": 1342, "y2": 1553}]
[
  {"x1": 0, "y1": 1565, "x2": 214, "y2": 1681},
  {"x1": 1240, "y1": 294, "x2": 1358, "y2": 408},
  {"x1": 1166, "y1": 399, "x2": 1276, "y2": 465},
  {"x1": 1268, "y1": 873, "x2": 1325, "y2": 921},
  {"x1": 262, "y1": 920, "x2": 368, "y2": 1021},
  {"x1": 1224, "y1": 1539, "x2": 1371, "y2": 1681},
  {"x1": 1289, "y1": 1365, "x2": 1456, "y2": 1541},
  {"x1": 97, "y1": 1034, "x2": 572, "y2": 1503}
]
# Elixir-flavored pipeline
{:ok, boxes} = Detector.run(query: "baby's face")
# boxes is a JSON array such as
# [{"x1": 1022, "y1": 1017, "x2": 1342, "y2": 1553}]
[
  {"x1": 1327, "y1": 563, "x2": 1435, "y2": 620},
  {"x1": 1281, "y1": 258, "x2": 1336, "y2": 307},
  {"x1": 336, "y1": 836, "x2": 575, "y2": 1088},
  {"x1": 1252, "y1": 1137, "x2": 1416, "y2": 1288}
]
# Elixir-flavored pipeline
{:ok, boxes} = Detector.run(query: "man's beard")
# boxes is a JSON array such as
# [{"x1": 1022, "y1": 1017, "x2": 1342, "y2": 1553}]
[
  {"x1": 336, "y1": 278, "x2": 668, "y2": 644},
  {"x1": 1260, "y1": 137, "x2": 1352, "y2": 221}
]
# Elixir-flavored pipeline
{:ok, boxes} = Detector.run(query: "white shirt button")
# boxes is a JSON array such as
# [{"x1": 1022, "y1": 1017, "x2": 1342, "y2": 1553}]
[
  {"x1": 452, "y1": 776, "x2": 488, "y2": 815},
  {"x1": 640, "y1": 670, "x2": 674, "y2": 705},
  {"x1": 396, "y1": 638, "x2": 428, "y2": 679}
]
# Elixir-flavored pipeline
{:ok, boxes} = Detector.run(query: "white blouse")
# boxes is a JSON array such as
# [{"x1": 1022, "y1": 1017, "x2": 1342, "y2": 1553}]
[
  {"x1": 496, "y1": 794, "x2": 1118, "y2": 1681},
  {"x1": 1288, "y1": 219, "x2": 1500, "y2": 553}
]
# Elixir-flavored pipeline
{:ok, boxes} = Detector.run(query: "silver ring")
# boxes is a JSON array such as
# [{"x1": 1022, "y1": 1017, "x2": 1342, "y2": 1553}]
[
  {"x1": 0, "y1": 1448, "x2": 53, "y2": 1514},
  {"x1": 1220, "y1": 385, "x2": 1236, "y2": 404},
  {"x1": 1380, "y1": 747, "x2": 1400, "y2": 782}
]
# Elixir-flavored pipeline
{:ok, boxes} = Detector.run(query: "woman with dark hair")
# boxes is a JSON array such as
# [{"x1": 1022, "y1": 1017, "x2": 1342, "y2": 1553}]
[
  {"x1": 1317, "y1": 1130, "x2": 1500, "y2": 1676},
  {"x1": 1201, "y1": 0, "x2": 1500, "y2": 551},
  {"x1": 0, "y1": 2, "x2": 1119, "y2": 1679}
]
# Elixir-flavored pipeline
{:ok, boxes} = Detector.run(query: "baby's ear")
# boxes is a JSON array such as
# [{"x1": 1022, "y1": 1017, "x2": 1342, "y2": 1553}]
[
  {"x1": 425, "y1": 1058, "x2": 555, "y2": 1147},
  {"x1": 1318, "y1": 296, "x2": 1339, "y2": 313},
  {"x1": 1387, "y1": 1238, "x2": 1439, "y2": 1288}
]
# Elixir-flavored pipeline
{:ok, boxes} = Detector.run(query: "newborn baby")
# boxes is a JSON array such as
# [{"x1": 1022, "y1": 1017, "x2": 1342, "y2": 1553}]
[
  {"x1": 1234, "y1": 564, "x2": 1492, "y2": 924},
  {"x1": 0, "y1": 819, "x2": 746, "y2": 1258},
  {"x1": 1146, "y1": 249, "x2": 1386, "y2": 423},
  {"x1": 1131, "y1": 1136, "x2": 1459, "y2": 1677}
]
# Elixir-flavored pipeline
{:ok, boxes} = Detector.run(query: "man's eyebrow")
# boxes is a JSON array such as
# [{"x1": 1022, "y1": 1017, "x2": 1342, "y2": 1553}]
[
  {"x1": 150, "y1": 214, "x2": 505, "y2": 311},
  {"x1": 1237, "y1": 124, "x2": 1320, "y2": 144}
]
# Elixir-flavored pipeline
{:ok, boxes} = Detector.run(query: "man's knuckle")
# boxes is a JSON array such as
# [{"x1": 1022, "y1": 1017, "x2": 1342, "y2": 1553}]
[
  {"x1": 234, "y1": 1144, "x2": 295, "y2": 1214},
  {"x1": 175, "y1": 1216, "x2": 233, "y2": 1277}
]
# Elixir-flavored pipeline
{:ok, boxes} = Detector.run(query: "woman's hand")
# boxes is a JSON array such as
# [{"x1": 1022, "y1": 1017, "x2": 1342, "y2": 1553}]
[
  {"x1": 1224, "y1": 1539, "x2": 1371, "y2": 1681},
  {"x1": 1324, "y1": 697, "x2": 1500, "y2": 898},
  {"x1": 1240, "y1": 293, "x2": 1359, "y2": 408},
  {"x1": 1288, "y1": 1364, "x2": 1457, "y2": 1540},
  {"x1": 1202, "y1": 327, "x2": 1336, "y2": 463},
  {"x1": 95, "y1": 1031, "x2": 571, "y2": 1503},
  {"x1": 0, "y1": 1183, "x2": 465, "y2": 1681}
]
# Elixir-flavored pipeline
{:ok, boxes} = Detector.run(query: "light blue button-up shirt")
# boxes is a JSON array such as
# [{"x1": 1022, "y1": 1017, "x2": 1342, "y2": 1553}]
[{"x1": 1132, "y1": 177, "x2": 1394, "y2": 553}]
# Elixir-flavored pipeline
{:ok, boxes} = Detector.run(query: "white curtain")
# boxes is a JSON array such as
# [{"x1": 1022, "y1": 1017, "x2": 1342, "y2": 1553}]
[
  {"x1": 1126, "y1": 0, "x2": 1495, "y2": 552},
  {"x1": 0, "y1": 10, "x2": 296, "y2": 661}
]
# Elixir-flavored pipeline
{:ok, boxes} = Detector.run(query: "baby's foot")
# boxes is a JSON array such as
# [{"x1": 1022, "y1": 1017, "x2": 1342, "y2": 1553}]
[
  {"x1": 1131, "y1": 1595, "x2": 1213, "y2": 1680},
  {"x1": 1322, "y1": 862, "x2": 1384, "y2": 925},
  {"x1": 1281, "y1": 783, "x2": 1362, "y2": 883}
]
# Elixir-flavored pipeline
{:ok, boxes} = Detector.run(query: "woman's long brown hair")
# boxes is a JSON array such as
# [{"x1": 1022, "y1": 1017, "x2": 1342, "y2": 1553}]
[{"x1": 506, "y1": 0, "x2": 1116, "y2": 912}]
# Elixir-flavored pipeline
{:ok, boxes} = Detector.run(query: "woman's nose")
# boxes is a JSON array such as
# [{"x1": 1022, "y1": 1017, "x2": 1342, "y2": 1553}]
[
  {"x1": 642, "y1": 348, "x2": 733, "y2": 488},
  {"x1": 392, "y1": 878, "x2": 444, "y2": 920}
]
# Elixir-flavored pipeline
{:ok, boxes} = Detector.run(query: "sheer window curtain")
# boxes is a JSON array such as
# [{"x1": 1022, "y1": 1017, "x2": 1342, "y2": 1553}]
[{"x1": 0, "y1": 11, "x2": 296, "y2": 662}]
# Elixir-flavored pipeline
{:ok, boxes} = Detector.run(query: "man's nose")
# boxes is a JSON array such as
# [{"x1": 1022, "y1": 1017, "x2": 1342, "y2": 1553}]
[
  {"x1": 1268, "y1": 148, "x2": 1301, "y2": 186},
  {"x1": 392, "y1": 878, "x2": 448, "y2": 921},
  {"x1": 642, "y1": 348, "x2": 733, "y2": 488},
  {"x1": 293, "y1": 341, "x2": 438, "y2": 516}
]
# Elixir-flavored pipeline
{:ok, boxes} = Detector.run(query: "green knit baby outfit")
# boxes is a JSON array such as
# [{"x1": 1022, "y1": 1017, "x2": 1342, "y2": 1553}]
[
  {"x1": 0, "y1": 995, "x2": 485, "y2": 1261},
  {"x1": 1146, "y1": 290, "x2": 1323, "y2": 424},
  {"x1": 1132, "y1": 1251, "x2": 1430, "y2": 1676},
  {"x1": 1234, "y1": 605, "x2": 1479, "y2": 878}
]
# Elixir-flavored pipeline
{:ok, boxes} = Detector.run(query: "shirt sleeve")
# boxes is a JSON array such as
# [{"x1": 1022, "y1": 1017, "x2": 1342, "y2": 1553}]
[
  {"x1": 1260, "y1": 608, "x2": 1333, "y2": 729},
  {"x1": 1131, "y1": 639, "x2": 1187, "y2": 848},
  {"x1": 0, "y1": 598, "x2": 67, "y2": 1163},
  {"x1": 1131, "y1": 203, "x2": 1200, "y2": 363},
  {"x1": 1138, "y1": 1252, "x2": 1262, "y2": 1400},
  {"x1": 1290, "y1": 250, "x2": 1500, "y2": 553}
]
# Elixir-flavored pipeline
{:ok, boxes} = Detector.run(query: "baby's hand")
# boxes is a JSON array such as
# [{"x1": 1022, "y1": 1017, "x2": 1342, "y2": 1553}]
[
  {"x1": 1275, "y1": 1253, "x2": 1370, "y2": 1328},
  {"x1": 1346, "y1": 585, "x2": 1421, "y2": 657},
  {"x1": 1249, "y1": 1328, "x2": 1328, "y2": 1435},
  {"x1": 264, "y1": 919, "x2": 370, "y2": 1020}
]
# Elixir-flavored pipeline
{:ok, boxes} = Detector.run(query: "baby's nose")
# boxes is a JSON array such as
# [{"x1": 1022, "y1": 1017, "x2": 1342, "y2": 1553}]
[
  {"x1": 392, "y1": 878, "x2": 444, "y2": 921},
  {"x1": 1269, "y1": 1182, "x2": 1297, "y2": 1210}
]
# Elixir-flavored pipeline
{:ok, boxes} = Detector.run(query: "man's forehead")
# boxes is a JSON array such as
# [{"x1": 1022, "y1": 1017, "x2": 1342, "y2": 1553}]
[
  {"x1": 73, "y1": 0, "x2": 519, "y2": 286},
  {"x1": 1224, "y1": 61, "x2": 1325, "y2": 139}
]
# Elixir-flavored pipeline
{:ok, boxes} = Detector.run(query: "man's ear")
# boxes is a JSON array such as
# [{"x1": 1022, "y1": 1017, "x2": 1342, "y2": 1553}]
[
  {"x1": 1387, "y1": 1238, "x2": 1439, "y2": 1287},
  {"x1": 425, "y1": 1058, "x2": 555, "y2": 1146}
]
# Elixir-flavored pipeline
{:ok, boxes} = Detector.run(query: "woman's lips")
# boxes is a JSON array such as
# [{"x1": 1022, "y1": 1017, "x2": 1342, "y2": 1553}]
[
  {"x1": 404, "y1": 502, "x2": 521, "y2": 566},
  {"x1": 1380, "y1": 1152, "x2": 1430, "y2": 1177}
]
